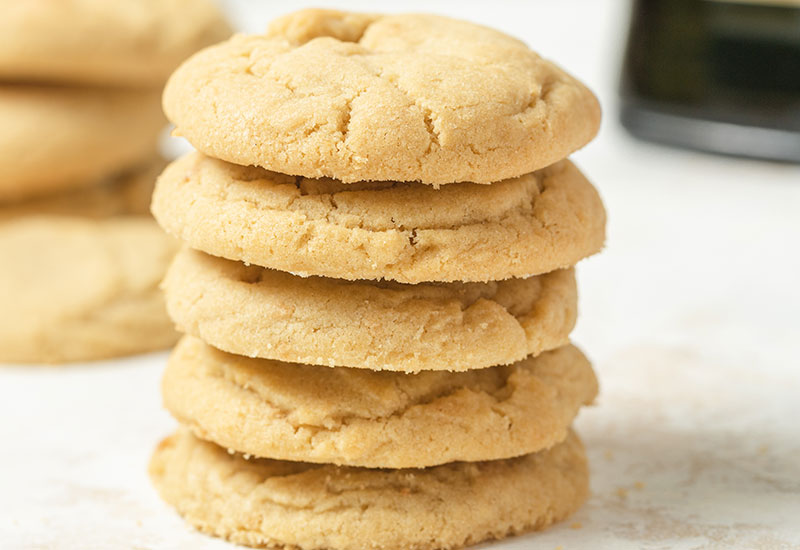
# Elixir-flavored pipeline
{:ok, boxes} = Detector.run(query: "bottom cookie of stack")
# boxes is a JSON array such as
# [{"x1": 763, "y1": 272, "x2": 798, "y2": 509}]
[{"x1": 150, "y1": 428, "x2": 589, "y2": 550}]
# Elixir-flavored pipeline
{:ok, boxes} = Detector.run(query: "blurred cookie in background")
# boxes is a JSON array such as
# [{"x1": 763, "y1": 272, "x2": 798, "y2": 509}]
[
  {"x1": 0, "y1": 159, "x2": 178, "y2": 363},
  {"x1": 0, "y1": 86, "x2": 163, "y2": 202},
  {"x1": 0, "y1": 0, "x2": 231, "y2": 363},
  {"x1": 0, "y1": 0, "x2": 232, "y2": 86},
  {"x1": 0, "y1": 215, "x2": 178, "y2": 363},
  {"x1": 0, "y1": 158, "x2": 166, "y2": 220}
]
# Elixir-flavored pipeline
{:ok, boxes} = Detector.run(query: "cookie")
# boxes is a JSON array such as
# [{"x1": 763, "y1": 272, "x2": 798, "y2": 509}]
[
  {"x1": 0, "y1": 0, "x2": 231, "y2": 86},
  {"x1": 163, "y1": 248, "x2": 577, "y2": 372},
  {"x1": 163, "y1": 9, "x2": 600, "y2": 184},
  {"x1": 162, "y1": 336, "x2": 597, "y2": 468},
  {"x1": 0, "y1": 159, "x2": 165, "y2": 220},
  {"x1": 0, "y1": 217, "x2": 178, "y2": 363},
  {"x1": 149, "y1": 428, "x2": 589, "y2": 550},
  {"x1": 0, "y1": 86, "x2": 163, "y2": 202},
  {"x1": 152, "y1": 153, "x2": 606, "y2": 283}
]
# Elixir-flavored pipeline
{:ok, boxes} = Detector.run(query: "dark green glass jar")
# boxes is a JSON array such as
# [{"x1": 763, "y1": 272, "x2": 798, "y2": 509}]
[{"x1": 620, "y1": 0, "x2": 800, "y2": 162}]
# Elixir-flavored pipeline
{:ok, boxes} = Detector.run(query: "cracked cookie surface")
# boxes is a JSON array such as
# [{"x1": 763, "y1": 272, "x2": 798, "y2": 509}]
[
  {"x1": 152, "y1": 153, "x2": 606, "y2": 283},
  {"x1": 163, "y1": 9, "x2": 600, "y2": 184},
  {"x1": 0, "y1": 216, "x2": 178, "y2": 363},
  {"x1": 163, "y1": 247, "x2": 577, "y2": 372},
  {"x1": 162, "y1": 337, "x2": 597, "y2": 467},
  {"x1": 0, "y1": 0, "x2": 231, "y2": 86},
  {"x1": 0, "y1": 86, "x2": 163, "y2": 202},
  {"x1": 149, "y1": 427, "x2": 589, "y2": 550}
]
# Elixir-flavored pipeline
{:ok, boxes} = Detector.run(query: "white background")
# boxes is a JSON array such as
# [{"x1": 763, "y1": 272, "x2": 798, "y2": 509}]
[{"x1": 2, "y1": 1, "x2": 799, "y2": 549}]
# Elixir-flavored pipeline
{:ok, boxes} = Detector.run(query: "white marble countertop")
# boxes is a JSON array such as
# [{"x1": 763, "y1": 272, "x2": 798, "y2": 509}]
[{"x1": 2, "y1": 1, "x2": 799, "y2": 549}]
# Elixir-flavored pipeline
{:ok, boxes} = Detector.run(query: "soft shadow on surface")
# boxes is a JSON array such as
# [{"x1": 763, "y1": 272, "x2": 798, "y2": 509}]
[
  {"x1": 579, "y1": 344, "x2": 799, "y2": 550},
  {"x1": 475, "y1": 344, "x2": 800, "y2": 550},
  {"x1": 472, "y1": 420, "x2": 800, "y2": 550},
  {"x1": 578, "y1": 423, "x2": 800, "y2": 550}
]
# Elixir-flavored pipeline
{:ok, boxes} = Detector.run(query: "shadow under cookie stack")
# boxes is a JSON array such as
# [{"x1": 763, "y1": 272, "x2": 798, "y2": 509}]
[{"x1": 149, "y1": 9, "x2": 606, "y2": 550}]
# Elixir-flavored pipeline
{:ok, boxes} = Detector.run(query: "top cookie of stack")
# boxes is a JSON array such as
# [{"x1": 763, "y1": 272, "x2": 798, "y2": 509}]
[
  {"x1": 164, "y1": 9, "x2": 600, "y2": 185},
  {"x1": 151, "y1": 9, "x2": 606, "y2": 550}
]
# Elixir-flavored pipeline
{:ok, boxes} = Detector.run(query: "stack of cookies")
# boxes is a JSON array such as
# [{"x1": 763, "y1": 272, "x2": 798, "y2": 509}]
[
  {"x1": 0, "y1": 0, "x2": 230, "y2": 363},
  {"x1": 149, "y1": 9, "x2": 606, "y2": 549}
]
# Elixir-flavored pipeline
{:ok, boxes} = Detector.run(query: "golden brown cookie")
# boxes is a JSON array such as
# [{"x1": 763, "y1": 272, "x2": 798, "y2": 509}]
[
  {"x1": 152, "y1": 153, "x2": 606, "y2": 283},
  {"x1": 163, "y1": 248, "x2": 577, "y2": 372},
  {"x1": 0, "y1": 0, "x2": 231, "y2": 86},
  {"x1": 0, "y1": 217, "x2": 178, "y2": 363},
  {"x1": 0, "y1": 86, "x2": 163, "y2": 202},
  {"x1": 149, "y1": 428, "x2": 589, "y2": 550},
  {"x1": 163, "y1": 9, "x2": 600, "y2": 184},
  {"x1": 162, "y1": 337, "x2": 597, "y2": 468}
]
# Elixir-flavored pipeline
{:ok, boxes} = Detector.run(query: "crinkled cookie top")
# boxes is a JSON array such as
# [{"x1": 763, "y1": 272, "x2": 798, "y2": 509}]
[{"x1": 164, "y1": 9, "x2": 601, "y2": 184}]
